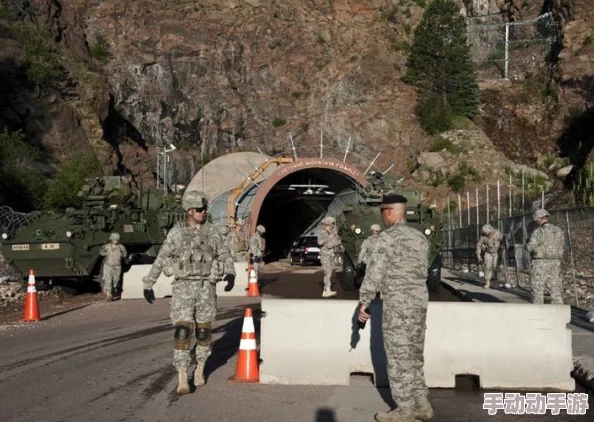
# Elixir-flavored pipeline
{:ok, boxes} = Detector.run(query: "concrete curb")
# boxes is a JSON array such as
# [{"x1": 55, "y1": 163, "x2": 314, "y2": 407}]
[{"x1": 440, "y1": 280, "x2": 594, "y2": 393}]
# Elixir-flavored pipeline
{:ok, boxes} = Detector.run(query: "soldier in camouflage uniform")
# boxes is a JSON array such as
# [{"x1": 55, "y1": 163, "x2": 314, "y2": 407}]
[
  {"x1": 99, "y1": 232, "x2": 127, "y2": 301},
  {"x1": 142, "y1": 190, "x2": 236, "y2": 395},
  {"x1": 476, "y1": 224, "x2": 503, "y2": 289},
  {"x1": 526, "y1": 209, "x2": 565, "y2": 305},
  {"x1": 358, "y1": 194, "x2": 433, "y2": 422},
  {"x1": 249, "y1": 225, "x2": 266, "y2": 276},
  {"x1": 227, "y1": 219, "x2": 248, "y2": 262},
  {"x1": 358, "y1": 224, "x2": 382, "y2": 268},
  {"x1": 317, "y1": 216, "x2": 341, "y2": 298}
]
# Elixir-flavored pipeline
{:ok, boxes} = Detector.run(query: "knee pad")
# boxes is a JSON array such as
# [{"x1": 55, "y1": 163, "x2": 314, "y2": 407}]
[
  {"x1": 173, "y1": 321, "x2": 194, "y2": 350},
  {"x1": 196, "y1": 322, "x2": 212, "y2": 347}
]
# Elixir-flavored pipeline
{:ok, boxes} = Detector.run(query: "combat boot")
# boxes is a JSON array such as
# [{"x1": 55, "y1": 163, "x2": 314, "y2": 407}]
[
  {"x1": 193, "y1": 362, "x2": 205, "y2": 387},
  {"x1": 105, "y1": 292, "x2": 113, "y2": 302},
  {"x1": 374, "y1": 408, "x2": 416, "y2": 422},
  {"x1": 322, "y1": 287, "x2": 337, "y2": 298},
  {"x1": 413, "y1": 396, "x2": 434, "y2": 420},
  {"x1": 176, "y1": 367, "x2": 190, "y2": 394}
]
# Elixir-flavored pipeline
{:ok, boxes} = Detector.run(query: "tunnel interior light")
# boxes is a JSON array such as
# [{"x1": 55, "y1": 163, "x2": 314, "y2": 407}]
[
  {"x1": 354, "y1": 227, "x2": 362, "y2": 235},
  {"x1": 1, "y1": 233, "x2": 7, "y2": 240},
  {"x1": 424, "y1": 228, "x2": 432, "y2": 236}
]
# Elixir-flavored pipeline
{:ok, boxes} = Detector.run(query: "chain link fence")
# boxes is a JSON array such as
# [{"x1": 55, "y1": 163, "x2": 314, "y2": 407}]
[
  {"x1": 442, "y1": 207, "x2": 594, "y2": 309},
  {"x1": 467, "y1": 12, "x2": 557, "y2": 80}
]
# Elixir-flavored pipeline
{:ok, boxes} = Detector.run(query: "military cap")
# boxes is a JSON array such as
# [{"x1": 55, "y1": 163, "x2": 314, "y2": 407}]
[
  {"x1": 381, "y1": 194, "x2": 408, "y2": 205},
  {"x1": 256, "y1": 225, "x2": 266, "y2": 234},
  {"x1": 109, "y1": 232, "x2": 120, "y2": 241},
  {"x1": 533, "y1": 208, "x2": 550, "y2": 221},
  {"x1": 370, "y1": 224, "x2": 381, "y2": 232},
  {"x1": 182, "y1": 190, "x2": 208, "y2": 211},
  {"x1": 482, "y1": 224, "x2": 493, "y2": 235},
  {"x1": 322, "y1": 216, "x2": 336, "y2": 225},
  {"x1": 236, "y1": 219, "x2": 245, "y2": 226}
]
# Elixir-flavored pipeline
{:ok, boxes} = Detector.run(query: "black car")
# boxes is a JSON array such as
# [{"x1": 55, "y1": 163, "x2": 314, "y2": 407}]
[{"x1": 289, "y1": 235, "x2": 321, "y2": 266}]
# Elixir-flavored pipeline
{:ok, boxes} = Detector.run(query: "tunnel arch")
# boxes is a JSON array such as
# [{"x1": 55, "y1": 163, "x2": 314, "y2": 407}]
[{"x1": 245, "y1": 158, "x2": 368, "y2": 236}]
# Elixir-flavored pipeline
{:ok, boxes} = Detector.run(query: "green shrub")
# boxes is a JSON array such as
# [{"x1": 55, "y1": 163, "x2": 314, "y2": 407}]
[
  {"x1": 272, "y1": 116, "x2": 286, "y2": 127},
  {"x1": 428, "y1": 136, "x2": 461, "y2": 154},
  {"x1": 572, "y1": 160, "x2": 594, "y2": 206},
  {"x1": 416, "y1": 95, "x2": 455, "y2": 135},
  {"x1": 90, "y1": 34, "x2": 110, "y2": 62}
]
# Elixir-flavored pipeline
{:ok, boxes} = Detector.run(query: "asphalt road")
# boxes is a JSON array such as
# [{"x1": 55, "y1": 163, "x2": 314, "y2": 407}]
[{"x1": 0, "y1": 266, "x2": 591, "y2": 422}]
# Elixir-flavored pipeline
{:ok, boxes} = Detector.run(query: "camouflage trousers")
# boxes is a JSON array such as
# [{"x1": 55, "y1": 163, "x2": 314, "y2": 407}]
[
  {"x1": 170, "y1": 278, "x2": 217, "y2": 369},
  {"x1": 320, "y1": 254, "x2": 334, "y2": 289},
  {"x1": 102, "y1": 265, "x2": 121, "y2": 294},
  {"x1": 483, "y1": 252, "x2": 499, "y2": 285},
  {"x1": 531, "y1": 259, "x2": 564, "y2": 305},
  {"x1": 233, "y1": 252, "x2": 247, "y2": 262},
  {"x1": 383, "y1": 299, "x2": 429, "y2": 411}
]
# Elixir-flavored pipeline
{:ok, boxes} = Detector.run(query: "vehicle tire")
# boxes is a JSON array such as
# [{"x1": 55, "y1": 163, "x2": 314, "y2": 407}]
[
  {"x1": 427, "y1": 253, "x2": 442, "y2": 294},
  {"x1": 340, "y1": 253, "x2": 357, "y2": 291}
]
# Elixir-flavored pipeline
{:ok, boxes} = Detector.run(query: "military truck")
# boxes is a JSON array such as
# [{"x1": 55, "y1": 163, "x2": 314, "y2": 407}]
[
  {"x1": 0, "y1": 176, "x2": 186, "y2": 284},
  {"x1": 331, "y1": 172, "x2": 443, "y2": 293}
]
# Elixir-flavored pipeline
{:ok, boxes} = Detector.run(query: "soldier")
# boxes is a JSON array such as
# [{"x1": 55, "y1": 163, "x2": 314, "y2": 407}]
[
  {"x1": 475, "y1": 224, "x2": 503, "y2": 289},
  {"x1": 358, "y1": 224, "x2": 382, "y2": 268},
  {"x1": 526, "y1": 209, "x2": 565, "y2": 305},
  {"x1": 227, "y1": 219, "x2": 248, "y2": 262},
  {"x1": 249, "y1": 225, "x2": 266, "y2": 276},
  {"x1": 358, "y1": 194, "x2": 433, "y2": 422},
  {"x1": 317, "y1": 216, "x2": 341, "y2": 298},
  {"x1": 99, "y1": 232, "x2": 127, "y2": 301},
  {"x1": 142, "y1": 190, "x2": 236, "y2": 395}
]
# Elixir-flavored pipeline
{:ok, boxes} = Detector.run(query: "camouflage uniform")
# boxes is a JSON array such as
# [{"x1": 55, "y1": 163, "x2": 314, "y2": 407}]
[
  {"x1": 317, "y1": 216, "x2": 341, "y2": 297},
  {"x1": 526, "y1": 210, "x2": 565, "y2": 305},
  {"x1": 359, "y1": 221, "x2": 430, "y2": 420},
  {"x1": 476, "y1": 225, "x2": 503, "y2": 288},
  {"x1": 143, "y1": 190, "x2": 235, "y2": 394},
  {"x1": 227, "y1": 221, "x2": 248, "y2": 262},
  {"x1": 99, "y1": 233, "x2": 127, "y2": 299},
  {"x1": 358, "y1": 224, "x2": 381, "y2": 266},
  {"x1": 249, "y1": 225, "x2": 266, "y2": 275}
]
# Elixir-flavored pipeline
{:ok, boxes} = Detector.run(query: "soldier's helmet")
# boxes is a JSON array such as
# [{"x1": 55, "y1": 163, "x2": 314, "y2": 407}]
[
  {"x1": 482, "y1": 224, "x2": 493, "y2": 235},
  {"x1": 109, "y1": 232, "x2": 120, "y2": 242},
  {"x1": 236, "y1": 219, "x2": 245, "y2": 226},
  {"x1": 256, "y1": 225, "x2": 266, "y2": 234},
  {"x1": 533, "y1": 208, "x2": 550, "y2": 221},
  {"x1": 370, "y1": 224, "x2": 381, "y2": 232},
  {"x1": 182, "y1": 190, "x2": 208, "y2": 211},
  {"x1": 322, "y1": 216, "x2": 336, "y2": 225}
]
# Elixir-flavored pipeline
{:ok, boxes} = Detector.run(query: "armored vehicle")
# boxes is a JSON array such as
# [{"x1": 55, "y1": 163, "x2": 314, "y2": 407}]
[
  {"x1": 0, "y1": 176, "x2": 186, "y2": 283},
  {"x1": 331, "y1": 172, "x2": 443, "y2": 293}
]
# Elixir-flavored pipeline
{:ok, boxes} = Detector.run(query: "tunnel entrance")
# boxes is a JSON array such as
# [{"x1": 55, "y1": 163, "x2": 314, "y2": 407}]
[{"x1": 257, "y1": 168, "x2": 359, "y2": 261}]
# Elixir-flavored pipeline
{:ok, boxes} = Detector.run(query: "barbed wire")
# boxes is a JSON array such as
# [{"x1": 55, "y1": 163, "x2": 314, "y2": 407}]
[
  {"x1": 0, "y1": 206, "x2": 35, "y2": 236},
  {"x1": 467, "y1": 12, "x2": 557, "y2": 80}
]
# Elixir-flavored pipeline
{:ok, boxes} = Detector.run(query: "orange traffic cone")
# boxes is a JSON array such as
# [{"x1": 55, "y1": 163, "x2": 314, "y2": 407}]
[
  {"x1": 246, "y1": 267, "x2": 260, "y2": 297},
  {"x1": 229, "y1": 308, "x2": 259, "y2": 383},
  {"x1": 23, "y1": 269, "x2": 40, "y2": 322}
]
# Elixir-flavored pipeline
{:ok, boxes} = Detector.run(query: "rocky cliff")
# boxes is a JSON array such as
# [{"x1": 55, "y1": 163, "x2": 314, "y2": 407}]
[{"x1": 0, "y1": 0, "x2": 592, "y2": 208}]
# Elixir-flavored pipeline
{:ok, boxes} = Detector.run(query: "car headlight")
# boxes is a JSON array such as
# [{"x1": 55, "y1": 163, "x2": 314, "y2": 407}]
[
  {"x1": 1, "y1": 233, "x2": 7, "y2": 240},
  {"x1": 354, "y1": 227, "x2": 362, "y2": 235},
  {"x1": 66, "y1": 231, "x2": 72, "y2": 238},
  {"x1": 424, "y1": 228, "x2": 431, "y2": 236}
]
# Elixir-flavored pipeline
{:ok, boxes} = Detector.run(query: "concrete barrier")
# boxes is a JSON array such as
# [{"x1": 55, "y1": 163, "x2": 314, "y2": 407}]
[
  {"x1": 121, "y1": 262, "x2": 249, "y2": 299},
  {"x1": 259, "y1": 299, "x2": 575, "y2": 391}
]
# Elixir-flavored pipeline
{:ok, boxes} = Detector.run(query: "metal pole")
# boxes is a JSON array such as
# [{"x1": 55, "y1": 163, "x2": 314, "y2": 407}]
[
  {"x1": 343, "y1": 136, "x2": 351, "y2": 163},
  {"x1": 257, "y1": 147, "x2": 269, "y2": 163},
  {"x1": 497, "y1": 179, "x2": 501, "y2": 224},
  {"x1": 364, "y1": 152, "x2": 381, "y2": 175},
  {"x1": 320, "y1": 130, "x2": 323, "y2": 158},
  {"x1": 466, "y1": 191, "x2": 470, "y2": 227},
  {"x1": 289, "y1": 133, "x2": 298, "y2": 160},
  {"x1": 565, "y1": 211, "x2": 580, "y2": 307},
  {"x1": 458, "y1": 194, "x2": 462, "y2": 229},
  {"x1": 504, "y1": 21, "x2": 510, "y2": 80},
  {"x1": 163, "y1": 148, "x2": 167, "y2": 192},
  {"x1": 476, "y1": 187, "x2": 480, "y2": 243},
  {"x1": 486, "y1": 184, "x2": 490, "y2": 223},
  {"x1": 541, "y1": 189, "x2": 545, "y2": 209},
  {"x1": 509, "y1": 174, "x2": 513, "y2": 217},
  {"x1": 521, "y1": 168, "x2": 525, "y2": 212},
  {"x1": 382, "y1": 164, "x2": 395, "y2": 175},
  {"x1": 156, "y1": 146, "x2": 160, "y2": 189}
]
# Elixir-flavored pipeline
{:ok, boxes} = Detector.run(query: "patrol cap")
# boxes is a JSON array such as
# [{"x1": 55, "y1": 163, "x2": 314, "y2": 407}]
[
  {"x1": 256, "y1": 225, "x2": 266, "y2": 234},
  {"x1": 482, "y1": 224, "x2": 493, "y2": 234},
  {"x1": 381, "y1": 194, "x2": 408, "y2": 205},
  {"x1": 182, "y1": 190, "x2": 208, "y2": 211},
  {"x1": 322, "y1": 216, "x2": 336, "y2": 225},
  {"x1": 370, "y1": 224, "x2": 381, "y2": 232},
  {"x1": 236, "y1": 219, "x2": 245, "y2": 226},
  {"x1": 533, "y1": 208, "x2": 550, "y2": 221},
  {"x1": 109, "y1": 232, "x2": 120, "y2": 241}
]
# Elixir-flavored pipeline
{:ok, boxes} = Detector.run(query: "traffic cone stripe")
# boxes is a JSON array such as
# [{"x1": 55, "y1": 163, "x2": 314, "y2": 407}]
[
  {"x1": 239, "y1": 339, "x2": 257, "y2": 350},
  {"x1": 27, "y1": 284, "x2": 36, "y2": 293},
  {"x1": 241, "y1": 316, "x2": 255, "y2": 333}
]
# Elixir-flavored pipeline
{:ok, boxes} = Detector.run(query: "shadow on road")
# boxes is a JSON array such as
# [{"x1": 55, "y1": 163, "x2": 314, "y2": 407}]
[{"x1": 314, "y1": 407, "x2": 337, "y2": 422}]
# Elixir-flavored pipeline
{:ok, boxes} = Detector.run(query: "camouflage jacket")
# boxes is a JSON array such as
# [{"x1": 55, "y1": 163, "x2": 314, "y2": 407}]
[
  {"x1": 359, "y1": 221, "x2": 429, "y2": 308},
  {"x1": 144, "y1": 221, "x2": 235, "y2": 289},
  {"x1": 476, "y1": 230, "x2": 503, "y2": 259},
  {"x1": 317, "y1": 228, "x2": 341, "y2": 258},
  {"x1": 100, "y1": 243, "x2": 127, "y2": 267},
  {"x1": 249, "y1": 233, "x2": 265, "y2": 258},
  {"x1": 227, "y1": 230, "x2": 248, "y2": 253},
  {"x1": 526, "y1": 223, "x2": 565, "y2": 260},
  {"x1": 358, "y1": 235, "x2": 380, "y2": 265}
]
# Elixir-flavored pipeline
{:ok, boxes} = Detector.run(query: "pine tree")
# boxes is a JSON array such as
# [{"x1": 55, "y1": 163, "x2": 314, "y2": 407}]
[{"x1": 404, "y1": 0, "x2": 480, "y2": 134}]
